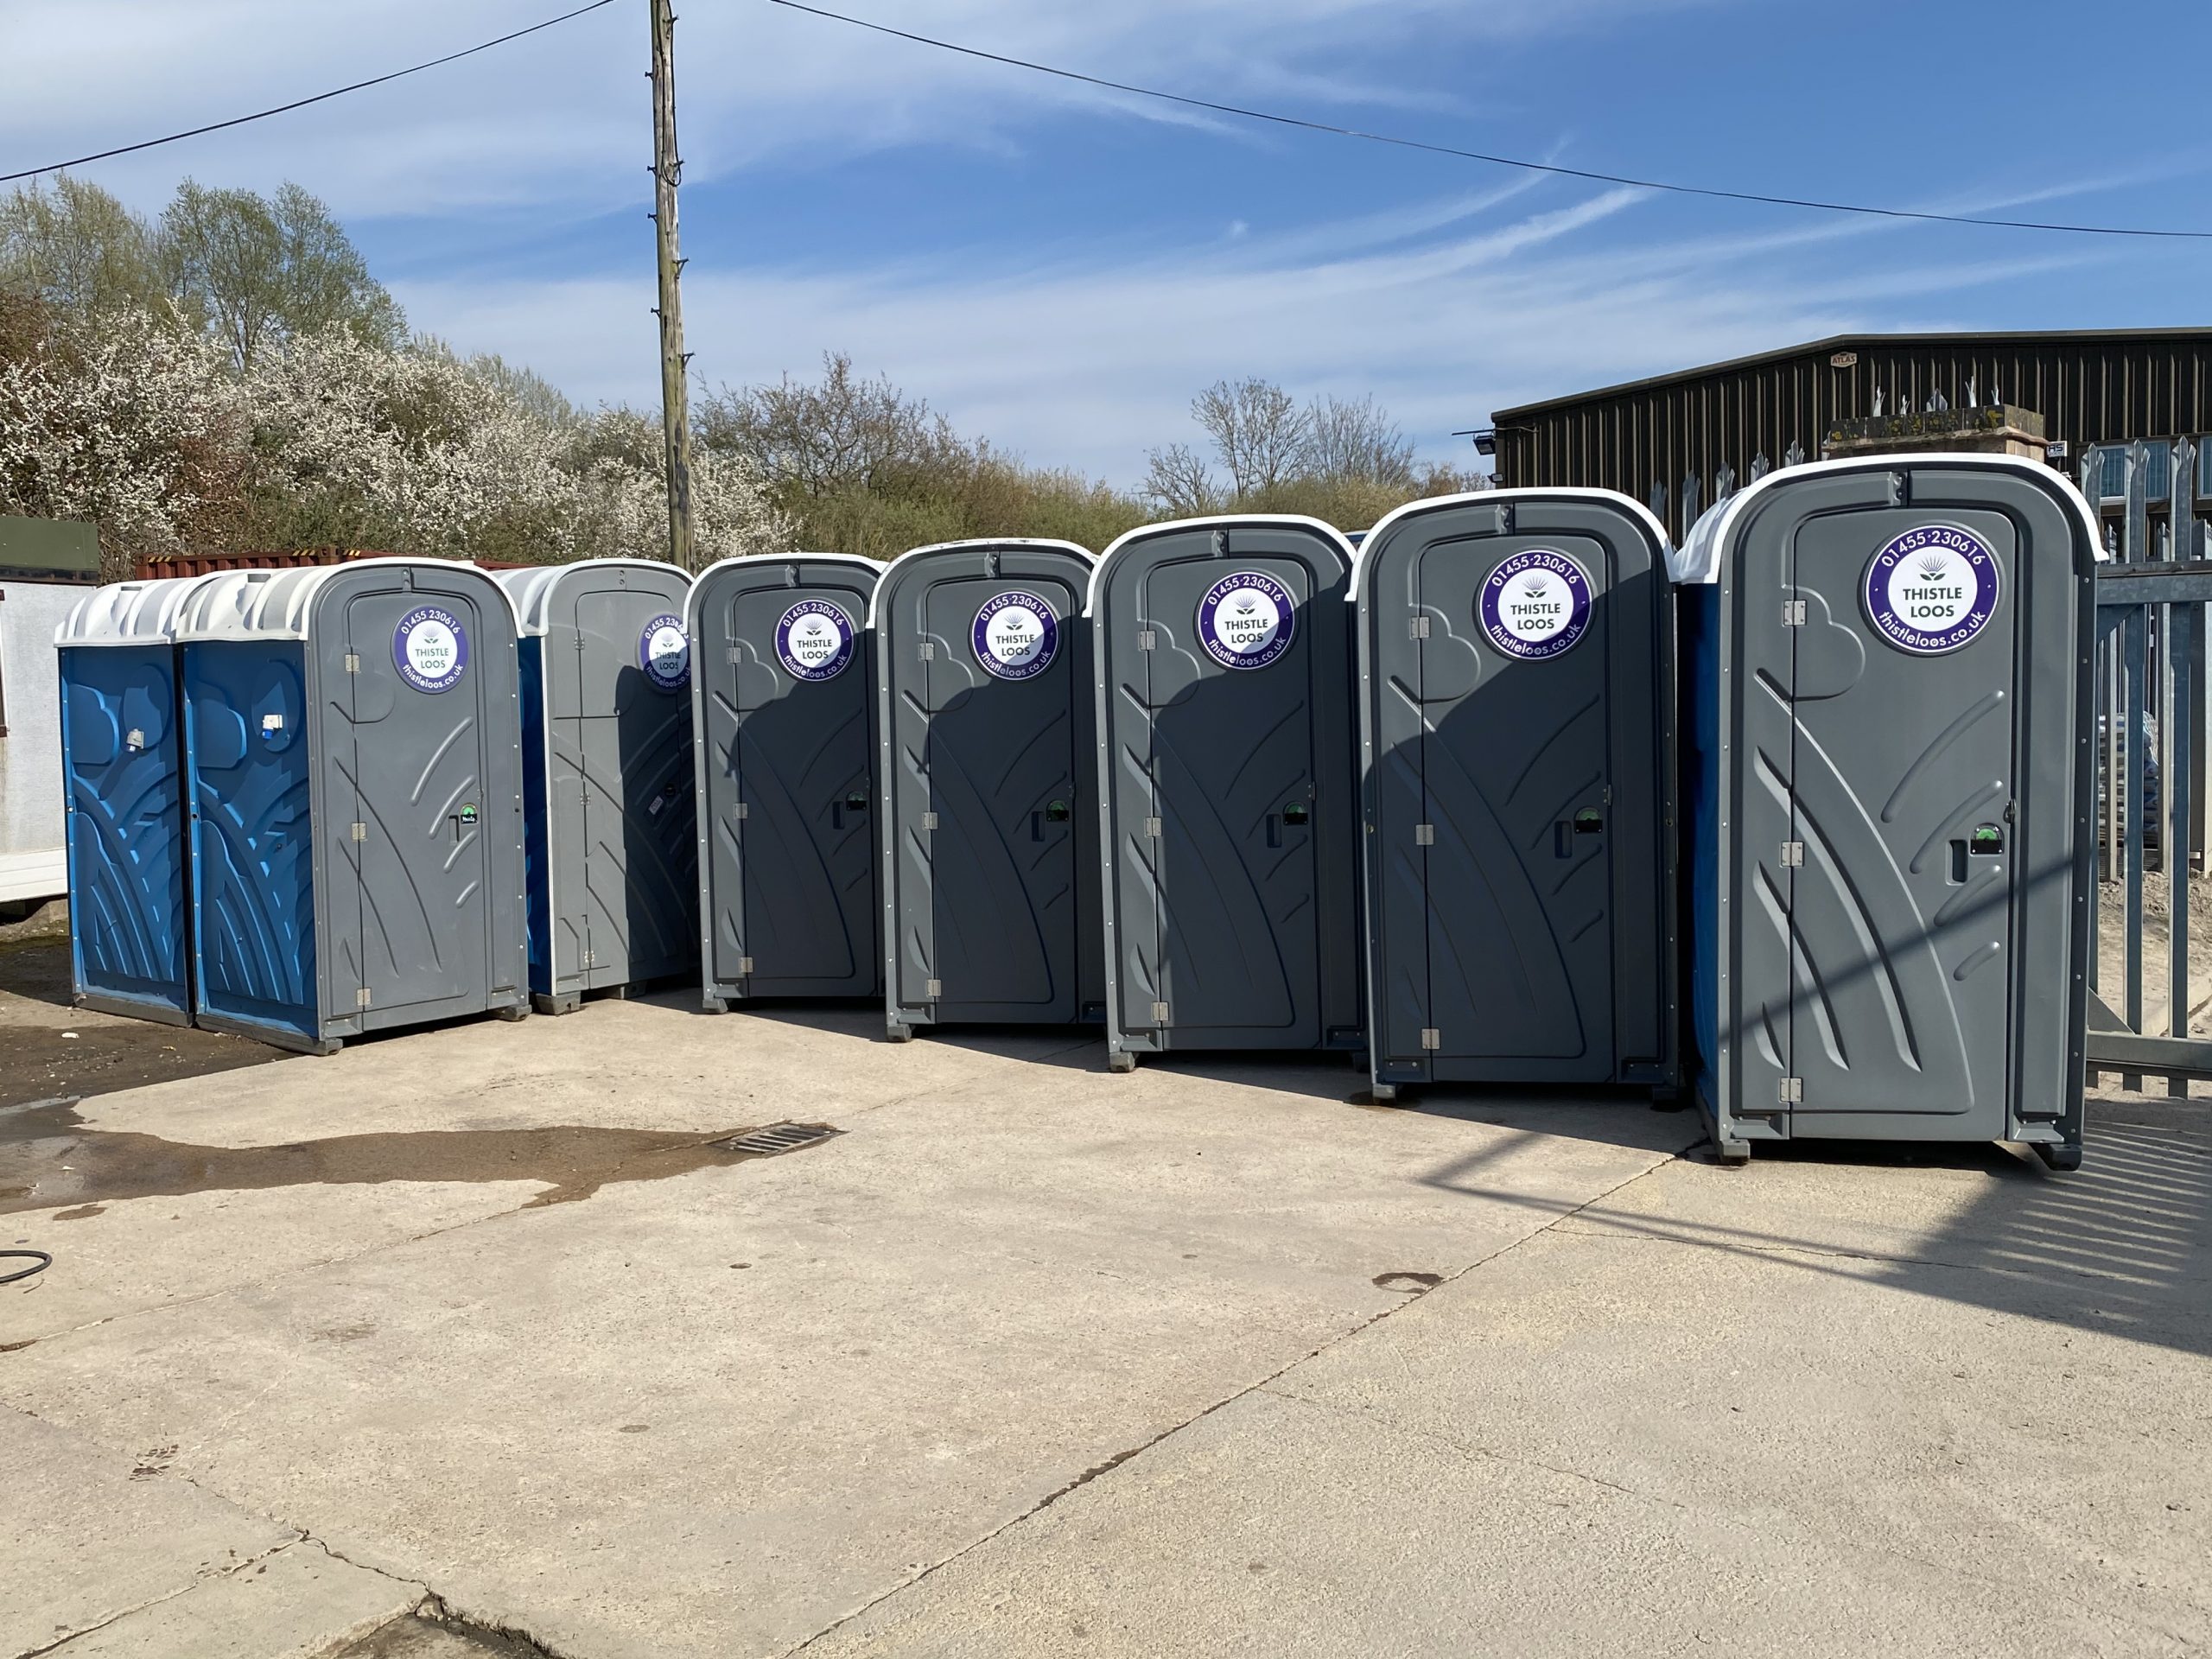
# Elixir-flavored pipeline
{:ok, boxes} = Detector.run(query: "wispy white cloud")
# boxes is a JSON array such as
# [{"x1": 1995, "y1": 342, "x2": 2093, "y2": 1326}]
[{"x1": 392, "y1": 179, "x2": 2058, "y2": 489}]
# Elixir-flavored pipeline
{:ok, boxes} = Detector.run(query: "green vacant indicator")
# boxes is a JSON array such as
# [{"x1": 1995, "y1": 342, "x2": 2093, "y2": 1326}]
[
  {"x1": 460, "y1": 804, "x2": 480, "y2": 826},
  {"x1": 1971, "y1": 823, "x2": 2003, "y2": 854}
]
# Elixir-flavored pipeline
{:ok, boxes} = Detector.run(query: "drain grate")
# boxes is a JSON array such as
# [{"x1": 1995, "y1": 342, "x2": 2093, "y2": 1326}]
[{"x1": 715, "y1": 1122, "x2": 842, "y2": 1158}]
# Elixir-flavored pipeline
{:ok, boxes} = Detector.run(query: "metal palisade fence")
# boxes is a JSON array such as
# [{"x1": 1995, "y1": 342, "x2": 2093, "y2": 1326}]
[{"x1": 2080, "y1": 436, "x2": 2212, "y2": 1090}]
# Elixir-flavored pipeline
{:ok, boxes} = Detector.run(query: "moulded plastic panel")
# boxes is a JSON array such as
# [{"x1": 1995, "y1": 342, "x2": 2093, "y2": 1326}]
[
  {"x1": 1356, "y1": 492, "x2": 1677, "y2": 1093},
  {"x1": 60, "y1": 644, "x2": 193, "y2": 1021},
  {"x1": 692, "y1": 556, "x2": 882, "y2": 1002},
  {"x1": 1094, "y1": 518, "x2": 1363, "y2": 1058},
  {"x1": 1688, "y1": 456, "x2": 2097, "y2": 1160},
  {"x1": 879, "y1": 542, "x2": 1102, "y2": 1032},
  {"x1": 183, "y1": 639, "x2": 318, "y2": 1040},
  {"x1": 512, "y1": 564, "x2": 697, "y2": 1006}
]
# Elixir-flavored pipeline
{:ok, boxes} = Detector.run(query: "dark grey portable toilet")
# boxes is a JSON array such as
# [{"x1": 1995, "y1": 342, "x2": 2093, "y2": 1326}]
[
  {"x1": 690, "y1": 553, "x2": 883, "y2": 1007},
  {"x1": 1091, "y1": 515, "x2": 1364, "y2": 1070},
  {"x1": 499, "y1": 560, "x2": 696, "y2": 1014},
  {"x1": 873, "y1": 539, "x2": 1104, "y2": 1039},
  {"x1": 56, "y1": 575, "x2": 216, "y2": 1027},
  {"x1": 174, "y1": 559, "x2": 529, "y2": 1052},
  {"x1": 1677, "y1": 454, "x2": 2099, "y2": 1167},
  {"x1": 1354, "y1": 489, "x2": 1680, "y2": 1102}
]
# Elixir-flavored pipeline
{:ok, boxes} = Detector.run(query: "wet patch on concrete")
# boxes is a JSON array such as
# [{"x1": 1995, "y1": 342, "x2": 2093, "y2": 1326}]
[
  {"x1": 0, "y1": 939, "x2": 282, "y2": 1109},
  {"x1": 1371, "y1": 1271, "x2": 1446, "y2": 1293},
  {"x1": 0, "y1": 1101, "x2": 842, "y2": 1217}
]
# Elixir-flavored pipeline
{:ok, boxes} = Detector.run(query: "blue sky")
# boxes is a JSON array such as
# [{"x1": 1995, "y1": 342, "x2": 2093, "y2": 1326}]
[{"x1": 4, "y1": 0, "x2": 2209, "y2": 485}]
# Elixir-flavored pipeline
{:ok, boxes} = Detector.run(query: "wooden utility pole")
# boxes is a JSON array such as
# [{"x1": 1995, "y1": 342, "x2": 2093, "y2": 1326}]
[{"x1": 648, "y1": 0, "x2": 695, "y2": 572}]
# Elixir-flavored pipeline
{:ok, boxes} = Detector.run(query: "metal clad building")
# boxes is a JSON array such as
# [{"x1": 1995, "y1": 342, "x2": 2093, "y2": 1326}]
[{"x1": 1492, "y1": 330, "x2": 2212, "y2": 537}]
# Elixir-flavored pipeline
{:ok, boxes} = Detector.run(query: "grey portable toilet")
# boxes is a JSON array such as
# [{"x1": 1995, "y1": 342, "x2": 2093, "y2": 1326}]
[
  {"x1": 55, "y1": 575, "x2": 217, "y2": 1026},
  {"x1": 690, "y1": 553, "x2": 883, "y2": 1007},
  {"x1": 499, "y1": 560, "x2": 697, "y2": 1014},
  {"x1": 1091, "y1": 515, "x2": 1365, "y2": 1070},
  {"x1": 1353, "y1": 490, "x2": 1680, "y2": 1102},
  {"x1": 174, "y1": 559, "x2": 529, "y2": 1052},
  {"x1": 1676, "y1": 454, "x2": 2099, "y2": 1167},
  {"x1": 872, "y1": 539, "x2": 1104, "y2": 1039}
]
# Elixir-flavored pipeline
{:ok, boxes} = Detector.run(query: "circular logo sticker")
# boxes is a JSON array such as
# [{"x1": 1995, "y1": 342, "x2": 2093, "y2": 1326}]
[
  {"x1": 393, "y1": 605, "x2": 468, "y2": 693},
  {"x1": 971, "y1": 590, "x2": 1059, "y2": 681},
  {"x1": 639, "y1": 613, "x2": 690, "y2": 692},
  {"x1": 1478, "y1": 550, "x2": 1592, "y2": 661},
  {"x1": 1198, "y1": 571, "x2": 1295, "y2": 671},
  {"x1": 1864, "y1": 524, "x2": 1999, "y2": 655},
  {"x1": 774, "y1": 599, "x2": 856, "y2": 682}
]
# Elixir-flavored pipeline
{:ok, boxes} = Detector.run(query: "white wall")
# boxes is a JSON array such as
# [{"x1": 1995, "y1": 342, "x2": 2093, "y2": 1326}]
[{"x1": 0, "y1": 580, "x2": 82, "y2": 902}]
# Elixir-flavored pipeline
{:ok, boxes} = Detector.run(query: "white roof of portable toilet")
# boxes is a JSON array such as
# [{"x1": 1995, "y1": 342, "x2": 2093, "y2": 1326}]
[
  {"x1": 172, "y1": 558, "x2": 517, "y2": 642},
  {"x1": 54, "y1": 574, "x2": 222, "y2": 647},
  {"x1": 1669, "y1": 454, "x2": 2107, "y2": 585},
  {"x1": 494, "y1": 559, "x2": 691, "y2": 638}
]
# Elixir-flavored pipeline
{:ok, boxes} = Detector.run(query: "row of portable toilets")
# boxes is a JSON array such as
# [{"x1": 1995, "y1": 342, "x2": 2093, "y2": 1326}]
[{"x1": 58, "y1": 454, "x2": 2101, "y2": 1166}]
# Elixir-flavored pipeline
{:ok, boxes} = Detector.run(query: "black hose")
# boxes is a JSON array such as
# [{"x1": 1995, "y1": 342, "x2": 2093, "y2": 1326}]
[{"x1": 0, "y1": 1250, "x2": 51, "y2": 1286}]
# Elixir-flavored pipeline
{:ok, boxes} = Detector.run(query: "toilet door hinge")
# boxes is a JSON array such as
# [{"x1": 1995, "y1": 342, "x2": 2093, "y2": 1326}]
[
  {"x1": 734, "y1": 802, "x2": 748, "y2": 820},
  {"x1": 1420, "y1": 1027, "x2": 1442, "y2": 1051},
  {"x1": 737, "y1": 956, "x2": 754, "y2": 976},
  {"x1": 351, "y1": 822, "x2": 368, "y2": 842},
  {"x1": 1136, "y1": 629, "x2": 1157, "y2": 651},
  {"x1": 356, "y1": 987, "x2": 372, "y2": 1007},
  {"x1": 1143, "y1": 817, "x2": 1163, "y2": 838},
  {"x1": 1414, "y1": 823, "x2": 1435, "y2": 845},
  {"x1": 918, "y1": 641, "x2": 935, "y2": 659},
  {"x1": 1778, "y1": 1077, "x2": 1804, "y2": 1103},
  {"x1": 1408, "y1": 615, "x2": 1430, "y2": 639},
  {"x1": 925, "y1": 977, "x2": 942, "y2": 998},
  {"x1": 1151, "y1": 1001, "x2": 1172, "y2": 1025},
  {"x1": 1783, "y1": 599, "x2": 1808, "y2": 626},
  {"x1": 920, "y1": 811, "x2": 938, "y2": 830},
  {"x1": 1780, "y1": 841, "x2": 1803, "y2": 867},
  {"x1": 344, "y1": 652, "x2": 361, "y2": 673}
]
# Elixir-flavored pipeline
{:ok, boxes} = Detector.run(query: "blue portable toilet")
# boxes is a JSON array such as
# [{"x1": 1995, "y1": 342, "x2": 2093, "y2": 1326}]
[
  {"x1": 55, "y1": 575, "x2": 217, "y2": 1025},
  {"x1": 497, "y1": 559, "x2": 697, "y2": 1013},
  {"x1": 174, "y1": 559, "x2": 531, "y2": 1053}
]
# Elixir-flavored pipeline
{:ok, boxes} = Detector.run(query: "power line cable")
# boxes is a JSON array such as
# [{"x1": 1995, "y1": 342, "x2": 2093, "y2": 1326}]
[
  {"x1": 2, "y1": 0, "x2": 620, "y2": 186},
  {"x1": 766, "y1": 0, "x2": 2212, "y2": 241}
]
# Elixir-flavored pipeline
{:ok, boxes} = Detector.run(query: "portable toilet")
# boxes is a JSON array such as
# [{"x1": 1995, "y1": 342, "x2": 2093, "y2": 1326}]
[
  {"x1": 55, "y1": 575, "x2": 217, "y2": 1025},
  {"x1": 872, "y1": 539, "x2": 1104, "y2": 1039},
  {"x1": 1091, "y1": 516, "x2": 1365, "y2": 1071},
  {"x1": 1676, "y1": 454, "x2": 2099, "y2": 1168},
  {"x1": 690, "y1": 553, "x2": 883, "y2": 1007},
  {"x1": 174, "y1": 559, "x2": 529, "y2": 1052},
  {"x1": 1353, "y1": 490, "x2": 1680, "y2": 1103},
  {"x1": 498, "y1": 560, "x2": 696, "y2": 1014}
]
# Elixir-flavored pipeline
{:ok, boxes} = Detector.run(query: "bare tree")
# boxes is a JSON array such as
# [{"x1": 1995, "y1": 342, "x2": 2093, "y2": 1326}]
[
  {"x1": 1193, "y1": 377, "x2": 1307, "y2": 498},
  {"x1": 1303, "y1": 393, "x2": 1414, "y2": 487},
  {"x1": 697, "y1": 351, "x2": 964, "y2": 499},
  {"x1": 1141, "y1": 441, "x2": 1221, "y2": 517}
]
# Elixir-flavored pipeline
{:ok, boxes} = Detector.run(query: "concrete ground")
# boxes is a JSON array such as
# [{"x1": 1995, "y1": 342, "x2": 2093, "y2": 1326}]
[{"x1": 1, "y1": 988, "x2": 2205, "y2": 1659}]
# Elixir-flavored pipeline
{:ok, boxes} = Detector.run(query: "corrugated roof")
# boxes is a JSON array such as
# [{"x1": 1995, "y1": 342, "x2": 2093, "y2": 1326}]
[{"x1": 1493, "y1": 328, "x2": 2212, "y2": 421}]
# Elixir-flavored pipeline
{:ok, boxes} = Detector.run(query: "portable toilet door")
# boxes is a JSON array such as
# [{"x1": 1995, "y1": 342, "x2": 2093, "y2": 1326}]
[
  {"x1": 690, "y1": 553, "x2": 883, "y2": 1007},
  {"x1": 1092, "y1": 516, "x2": 1365, "y2": 1071},
  {"x1": 1676, "y1": 454, "x2": 2099, "y2": 1168},
  {"x1": 1353, "y1": 490, "x2": 1680, "y2": 1103},
  {"x1": 873, "y1": 539, "x2": 1104, "y2": 1039},
  {"x1": 175, "y1": 559, "x2": 530, "y2": 1052},
  {"x1": 55, "y1": 575, "x2": 214, "y2": 1025},
  {"x1": 499, "y1": 560, "x2": 696, "y2": 1014}
]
